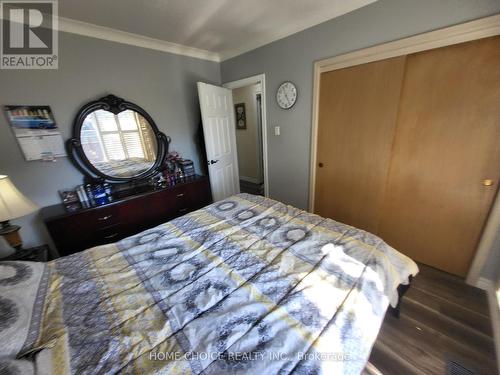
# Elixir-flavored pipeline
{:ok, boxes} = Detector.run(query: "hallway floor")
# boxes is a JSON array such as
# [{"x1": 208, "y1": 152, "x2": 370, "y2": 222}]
[{"x1": 240, "y1": 180, "x2": 264, "y2": 196}]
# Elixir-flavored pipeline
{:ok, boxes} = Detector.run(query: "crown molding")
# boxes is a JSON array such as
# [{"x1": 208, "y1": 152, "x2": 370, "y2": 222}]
[
  {"x1": 58, "y1": 17, "x2": 221, "y2": 62},
  {"x1": 315, "y1": 13, "x2": 500, "y2": 73}
]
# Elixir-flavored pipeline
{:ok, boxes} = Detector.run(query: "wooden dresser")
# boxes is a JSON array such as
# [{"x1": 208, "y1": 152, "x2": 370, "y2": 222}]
[{"x1": 41, "y1": 175, "x2": 211, "y2": 257}]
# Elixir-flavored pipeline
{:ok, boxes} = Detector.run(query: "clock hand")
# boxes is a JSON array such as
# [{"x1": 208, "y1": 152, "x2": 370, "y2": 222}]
[{"x1": 284, "y1": 91, "x2": 291, "y2": 105}]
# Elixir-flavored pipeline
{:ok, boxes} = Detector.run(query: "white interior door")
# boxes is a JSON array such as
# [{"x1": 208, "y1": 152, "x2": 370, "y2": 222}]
[{"x1": 197, "y1": 82, "x2": 240, "y2": 201}]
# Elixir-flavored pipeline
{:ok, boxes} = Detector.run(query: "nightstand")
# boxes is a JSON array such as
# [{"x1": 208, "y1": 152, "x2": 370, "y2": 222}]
[{"x1": 0, "y1": 245, "x2": 51, "y2": 262}]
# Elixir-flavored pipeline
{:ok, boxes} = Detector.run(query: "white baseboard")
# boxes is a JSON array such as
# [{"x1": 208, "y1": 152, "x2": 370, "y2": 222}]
[
  {"x1": 482, "y1": 278, "x2": 500, "y2": 373},
  {"x1": 477, "y1": 277, "x2": 493, "y2": 291}
]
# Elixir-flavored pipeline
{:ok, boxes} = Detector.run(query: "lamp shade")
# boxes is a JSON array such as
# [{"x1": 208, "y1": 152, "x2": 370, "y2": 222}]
[{"x1": 0, "y1": 175, "x2": 38, "y2": 222}]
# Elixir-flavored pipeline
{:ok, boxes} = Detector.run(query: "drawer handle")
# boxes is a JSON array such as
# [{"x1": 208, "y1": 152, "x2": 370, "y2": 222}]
[
  {"x1": 178, "y1": 208, "x2": 188, "y2": 213},
  {"x1": 98, "y1": 215, "x2": 113, "y2": 221},
  {"x1": 104, "y1": 233, "x2": 119, "y2": 239},
  {"x1": 176, "y1": 193, "x2": 185, "y2": 198}
]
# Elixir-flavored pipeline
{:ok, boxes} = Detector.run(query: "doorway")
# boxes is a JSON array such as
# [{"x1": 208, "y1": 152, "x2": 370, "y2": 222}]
[{"x1": 224, "y1": 74, "x2": 269, "y2": 197}]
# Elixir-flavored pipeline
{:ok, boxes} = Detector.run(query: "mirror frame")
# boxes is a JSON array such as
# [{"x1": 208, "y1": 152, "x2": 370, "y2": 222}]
[{"x1": 68, "y1": 94, "x2": 170, "y2": 183}]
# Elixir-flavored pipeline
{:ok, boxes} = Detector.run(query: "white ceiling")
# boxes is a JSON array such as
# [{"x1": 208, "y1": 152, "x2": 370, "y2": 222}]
[{"x1": 58, "y1": 0, "x2": 376, "y2": 61}]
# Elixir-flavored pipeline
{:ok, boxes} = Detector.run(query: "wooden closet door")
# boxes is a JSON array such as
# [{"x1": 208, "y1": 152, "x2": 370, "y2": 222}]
[
  {"x1": 315, "y1": 56, "x2": 406, "y2": 233},
  {"x1": 378, "y1": 36, "x2": 500, "y2": 276}
]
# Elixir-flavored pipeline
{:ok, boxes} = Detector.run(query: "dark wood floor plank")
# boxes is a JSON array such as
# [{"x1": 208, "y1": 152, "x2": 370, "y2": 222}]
[
  {"x1": 368, "y1": 262, "x2": 497, "y2": 374},
  {"x1": 376, "y1": 314, "x2": 448, "y2": 374},
  {"x1": 402, "y1": 296, "x2": 495, "y2": 357},
  {"x1": 378, "y1": 314, "x2": 496, "y2": 374},
  {"x1": 369, "y1": 341, "x2": 427, "y2": 375},
  {"x1": 405, "y1": 286, "x2": 493, "y2": 337},
  {"x1": 413, "y1": 263, "x2": 490, "y2": 317}
]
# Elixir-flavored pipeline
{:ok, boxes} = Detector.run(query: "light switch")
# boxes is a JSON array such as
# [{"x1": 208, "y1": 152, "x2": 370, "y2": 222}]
[{"x1": 274, "y1": 126, "x2": 280, "y2": 136}]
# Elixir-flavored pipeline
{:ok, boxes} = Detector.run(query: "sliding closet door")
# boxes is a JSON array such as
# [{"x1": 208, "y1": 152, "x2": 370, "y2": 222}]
[
  {"x1": 379, "y1": 36, "x2": 500, "y2": 276},
  {"x1": 315, "y1": 57, "x2": 406, "y2": 233}
]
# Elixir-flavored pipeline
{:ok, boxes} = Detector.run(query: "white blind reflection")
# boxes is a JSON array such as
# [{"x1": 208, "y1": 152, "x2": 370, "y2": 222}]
[
  {"x1": 118, "y1": 111, "x2": 139, "y2": 131},
  {"x1": 82, "y1": 109, "x2": 151, "y2": 163},
  {"x1": 80, "y1": 109, "x2": 158, "y2": 178}
]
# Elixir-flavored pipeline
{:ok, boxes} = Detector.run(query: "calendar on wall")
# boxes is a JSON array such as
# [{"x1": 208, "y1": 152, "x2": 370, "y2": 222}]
[{"x1": 3, "y1": 105, "x2": 67, "y2": 161}]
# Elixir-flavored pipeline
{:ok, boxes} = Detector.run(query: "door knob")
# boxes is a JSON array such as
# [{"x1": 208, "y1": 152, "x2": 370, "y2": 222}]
[
  {"x1": 209, "y1": 159, "x2": 219, "y2": 165},
  {"x1": 318, "y1": 162, "x2": 324, "y2": 168},
  {"x1": 482, "y1": 179, "x2": 494, "y2": 186}
]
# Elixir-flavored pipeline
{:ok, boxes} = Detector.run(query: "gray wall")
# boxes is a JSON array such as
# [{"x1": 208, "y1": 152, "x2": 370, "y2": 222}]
[
  {"x1": 221, "y1": 0, "x2": 500, "y2": 210},
  {"x1": 0, "y1": 32, "x2": 220, "y2": 252}
]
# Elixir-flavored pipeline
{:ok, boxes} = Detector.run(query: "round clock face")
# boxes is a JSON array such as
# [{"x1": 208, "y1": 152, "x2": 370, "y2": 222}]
[{"x1": 276, "y1": 81, "x2": 297, "y2": 109}]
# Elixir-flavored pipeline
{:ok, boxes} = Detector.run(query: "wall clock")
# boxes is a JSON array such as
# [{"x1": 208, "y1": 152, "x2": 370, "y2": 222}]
[{"x1": 276, "y1": 81, "x2": 298, "y2": 109}]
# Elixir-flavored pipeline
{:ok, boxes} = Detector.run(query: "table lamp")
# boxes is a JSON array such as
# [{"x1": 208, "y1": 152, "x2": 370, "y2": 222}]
[{"x1": 0, "y1": 175, "x2": 38, "y2": 250}]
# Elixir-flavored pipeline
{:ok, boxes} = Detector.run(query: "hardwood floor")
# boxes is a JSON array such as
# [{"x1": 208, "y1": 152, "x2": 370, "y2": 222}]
[
  {"x1": 240, "y1": 180, "x2": 264, "y2": 196},
  {"x1": 367, "y1": 263, "x2": 497, "y2": 374}
]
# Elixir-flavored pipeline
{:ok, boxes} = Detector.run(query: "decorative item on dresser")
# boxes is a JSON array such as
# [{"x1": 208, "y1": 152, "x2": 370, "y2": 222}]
[
  {"x1": 41, "y1": 175, "x2": 211, "y2": 257},
  {"x1": 0, "y1": 175, "x2": 38, "y2": 249}
]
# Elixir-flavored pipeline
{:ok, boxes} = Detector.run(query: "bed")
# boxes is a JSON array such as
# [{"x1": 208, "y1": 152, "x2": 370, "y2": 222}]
[{"x1": 0, "y1": 193, "x2": 418, "y2": 374}]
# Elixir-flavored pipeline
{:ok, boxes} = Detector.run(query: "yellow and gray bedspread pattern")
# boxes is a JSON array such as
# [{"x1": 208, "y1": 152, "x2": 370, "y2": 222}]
[{"x1": 0, "y1": 193, "x2": 418, "y2": 374}]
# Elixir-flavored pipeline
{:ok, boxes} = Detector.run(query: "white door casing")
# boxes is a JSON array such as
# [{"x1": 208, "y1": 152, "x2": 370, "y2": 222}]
[
  {"x1": 197, "y1": 82, "x2": 240, "y2": 201},
  {"x1": 223, "y1": 74, "x2": 269, "y2": 197}
]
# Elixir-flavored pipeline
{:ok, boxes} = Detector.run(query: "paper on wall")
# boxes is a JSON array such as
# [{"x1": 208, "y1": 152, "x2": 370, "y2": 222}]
[{"x1": 3, "y1": 105, "x2": 67, "y2": 161}]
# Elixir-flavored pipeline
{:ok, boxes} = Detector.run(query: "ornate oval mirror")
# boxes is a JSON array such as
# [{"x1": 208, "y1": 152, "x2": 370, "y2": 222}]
[{"x1": 68, "y1": 94, "x2": 169, "y2": 183}]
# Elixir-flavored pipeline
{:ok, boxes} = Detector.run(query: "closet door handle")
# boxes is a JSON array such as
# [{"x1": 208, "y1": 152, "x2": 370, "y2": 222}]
[
  {"x1": 482, "y1": 179, "x2": 494, "y2": 187},
  {"x1": 209, "y1": 159, "x2": 219, "y2": 165},
  {"x1": 318, "y1": 162, "x2": 324, "y2": 168}
]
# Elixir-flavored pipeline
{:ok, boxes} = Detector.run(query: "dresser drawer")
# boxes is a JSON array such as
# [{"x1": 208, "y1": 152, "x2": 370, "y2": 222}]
[
  {"x1": 46, "y1": 206, "x2": 122, "y2": 255},
  {"x1": 54, "y1": 205, "x2": 120, "y2": 233},
  {"x1": 172, "y1": 186, "x2": 192, "y2": 215},
  {"x1": 172, "y1": 180, "x2": 212, "y2": 215},
  {"x1": 92, "y1": 224, "x2": 123, "y2": 244},
  {"x1": 186, "y1": 182, "x2": 212, "y2": 209},
  {"x1": 87, "y1": 206, "x2": 120, "y2": 227}
]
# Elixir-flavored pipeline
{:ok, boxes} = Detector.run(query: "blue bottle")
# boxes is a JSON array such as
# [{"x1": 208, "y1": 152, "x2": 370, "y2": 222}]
[{"x1": 93, "y1": 184, "x2": 109, "y2": 206}]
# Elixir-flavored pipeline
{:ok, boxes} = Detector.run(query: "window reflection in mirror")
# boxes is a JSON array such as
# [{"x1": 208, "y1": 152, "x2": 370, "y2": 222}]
[{"x1": 80, "y1": 109, "x2": 158, "y2": 178}]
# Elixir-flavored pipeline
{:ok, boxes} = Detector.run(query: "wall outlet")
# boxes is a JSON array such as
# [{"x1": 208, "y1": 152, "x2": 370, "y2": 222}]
[{"x1": 274, "y1": 126, "x2": 280, "y2": 136}]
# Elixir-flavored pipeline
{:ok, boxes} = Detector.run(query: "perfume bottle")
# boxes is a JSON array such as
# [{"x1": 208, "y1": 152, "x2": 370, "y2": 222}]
[
  {"x1": 84, "y1": 184, "x2": 96, "y2": 206},
  {"x1": 92, "y1": 184, "x2": 108, "y2": 206},
  {"x1": 103, "y1": 183, "x2": 113, "y2": 202}
]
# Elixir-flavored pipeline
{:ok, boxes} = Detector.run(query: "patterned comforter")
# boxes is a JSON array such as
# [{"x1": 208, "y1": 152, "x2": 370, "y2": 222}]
[{"x1": 0, "y1": 194, "x2": 418, "y2": 374}]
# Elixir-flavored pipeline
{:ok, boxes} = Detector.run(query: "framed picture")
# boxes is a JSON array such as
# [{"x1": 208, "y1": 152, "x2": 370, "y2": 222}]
[
  {"x1": 4, "y1": 105, "x2": 57, "y2": 130},
  {"x1": 234, "y1": 103, "x2": 246, "y2": 129}
]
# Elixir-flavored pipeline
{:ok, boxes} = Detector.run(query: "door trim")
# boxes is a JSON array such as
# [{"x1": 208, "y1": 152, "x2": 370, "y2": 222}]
[
  {"x1": 223, "y1": 74, "x2": 269, "y2": 197},
  {"x1": 309, "y1": 14, "x2": 500, "y2": 286}
]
